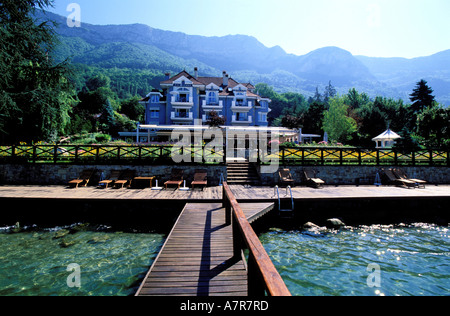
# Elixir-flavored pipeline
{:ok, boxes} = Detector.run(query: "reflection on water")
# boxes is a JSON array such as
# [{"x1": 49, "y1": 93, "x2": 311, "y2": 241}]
[
  {"x1": 0, "y1": 224, "x2": 165, "y2": 296},
  {"x1": 259, "y1": 223, "x2": 450, "y2": 296}
]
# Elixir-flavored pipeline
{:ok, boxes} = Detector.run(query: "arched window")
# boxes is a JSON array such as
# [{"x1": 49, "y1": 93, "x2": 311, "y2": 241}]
[{"x1": 208, "y1": 92, "x2": 218, "y2": 105}]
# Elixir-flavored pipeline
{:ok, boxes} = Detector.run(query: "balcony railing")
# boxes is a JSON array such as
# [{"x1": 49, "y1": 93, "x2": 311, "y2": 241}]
[
  {"x1": 202, "y1": 100, "x2": 223, "y2": 109},
  {"x1": 202, "y1": 114, "x2": 225, "y2": 123},
  {"x1": 171, "y1": 96, "x2": 194, "y2": 107},
  {"x1": 231, "y1": 100, "x2": 252, "y2": 112},
  {"x1": 171, "y1": 111, "x2": 193, "y2": 121},
  {"x1": 232, "y1": 115, "x2": 252, "y2": 124}
]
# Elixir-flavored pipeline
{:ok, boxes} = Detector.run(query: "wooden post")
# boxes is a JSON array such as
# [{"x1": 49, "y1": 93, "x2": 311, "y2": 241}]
[
  {"x1": 358, "y1": 149, "x2": 362, "y2": 166},
  {"x1": 32, "y1": 146, "x2": 37, "y2": 164},
  {"x1": 74, "y1": 146, "x2": 79, "y2": 163},
  {"x1": 53, "y1": 145, "x2": 58, "y2": 164},
  {"x1": 248, "y1": 254, "x2": 266, "y2": 297}
]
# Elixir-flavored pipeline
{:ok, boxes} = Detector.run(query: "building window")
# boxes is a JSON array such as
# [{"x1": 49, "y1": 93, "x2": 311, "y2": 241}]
[
  {"x1": 150, "y1": 110, "x2": 159, "y2": 119},
  {"x1": 151, "y1": 95, "x2": 160, "y2": 103},
  {"x1": 236, "y1": 112, "x2": 248, "y2": 121},
  {"x1": 175, "y1": 109, "x2": 189, "y2": 118},
  {"x1": 176, "y1": 88, "x2": 190, "y2": 103},
  {"x1": 207, "y1": 92, "x2": 218, "y2": 105},
  {"x1": 259, "y1": 113, "x2": 267, "y2": 122}
]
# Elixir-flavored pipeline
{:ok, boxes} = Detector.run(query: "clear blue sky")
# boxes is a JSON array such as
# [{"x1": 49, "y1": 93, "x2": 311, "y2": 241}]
[{"x1": 49, "y1": 0, "x2": 450, "y2": 59}]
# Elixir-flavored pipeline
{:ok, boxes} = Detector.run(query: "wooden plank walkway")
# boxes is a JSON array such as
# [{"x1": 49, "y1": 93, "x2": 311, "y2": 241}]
[
  {"x1": 136, "y1": 202, "x2": 274, "y2": 296},
  {"x1": 1, "y1": 185, "x2": 449, "y2": 202}
]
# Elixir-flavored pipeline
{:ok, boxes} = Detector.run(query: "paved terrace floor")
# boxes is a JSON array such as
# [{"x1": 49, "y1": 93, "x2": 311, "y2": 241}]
[{"x1": 0, "y1": 184, "x2": 450, "y2": 201}]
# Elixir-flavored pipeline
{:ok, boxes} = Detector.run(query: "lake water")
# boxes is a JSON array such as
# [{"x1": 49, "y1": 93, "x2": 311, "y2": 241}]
[
  {"x1": 1, "y1": 221, "x2": 449, "y2": 296},
  {"x1": 259, "y1": 223, "x2": 450, "y2": 296},
  {"x1": 0, "y1": 224, "x2": 165, "y2": 296}
]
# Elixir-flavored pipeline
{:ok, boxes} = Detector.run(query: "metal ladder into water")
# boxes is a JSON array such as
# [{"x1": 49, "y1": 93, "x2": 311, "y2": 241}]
[{"x1": 273, "y1": 185, "x2": 295, "y2": 219}]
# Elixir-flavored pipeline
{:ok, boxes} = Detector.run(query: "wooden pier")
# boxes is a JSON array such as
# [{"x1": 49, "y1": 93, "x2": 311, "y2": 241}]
[
  {"x1": 135, "y1": 202, "x2": 274, "y2": 296},
  {"x1": 1, "y1": 183, "x2": 448, "y2": 296}
]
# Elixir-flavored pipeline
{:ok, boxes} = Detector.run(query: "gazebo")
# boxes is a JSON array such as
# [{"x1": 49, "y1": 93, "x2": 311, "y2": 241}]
[{"x1": 372, "y1": 129, "x2": 401, "y2": 149}]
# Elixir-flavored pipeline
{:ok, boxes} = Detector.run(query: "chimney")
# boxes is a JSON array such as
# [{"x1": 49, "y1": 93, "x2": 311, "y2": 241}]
[
  {"x1": 165, "y1": 73, "x2": 170, "y2": 81},
  {"x1": 194, "y1": 67, "x2": 198, "y2": 79},
  {"x1": 223, "y1": 71, "x2": 228, "y2": 86}
]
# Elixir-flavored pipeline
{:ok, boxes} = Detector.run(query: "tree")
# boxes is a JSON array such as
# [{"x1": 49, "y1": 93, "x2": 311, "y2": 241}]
[
  {"x1": 392, "y1": 126, "x2": 421, "y2": 153},
  {"x1": 120, "y1": 96, "x2": 144, "y2": 122},
  {"x1": 0, "y1": 0, "x2": 75, "y2": 143},
  {"x1": 323, "y1": 96, "x2": 357, "y2": 143},
  {"x1": 323, "y1": 81, "x2": 337, "y2": 103},
  {"x1": 345, "y1": 88, "x2": 370, "y2": 110},
  {"x1": 206, "y1": 111, "x2": 225, "y2": 128},
  {"x1": 409, "y1": 79, "x2": 435, "y2": 114},
  {"x1": 416, "y1": 105, "x2": 450, "y2": 148},
  {"x1": 281, "y1": 114, "x2": 303, "y2": 130},
  {"x1": 303, "y1": 101, "x2": 325, "y2": 135},
  {"x1": 313, "y1": 87, "x2": 323, "y2": 103},
  {"x1": 99, "y1": 99, "x2": 116, "y2": 135}
]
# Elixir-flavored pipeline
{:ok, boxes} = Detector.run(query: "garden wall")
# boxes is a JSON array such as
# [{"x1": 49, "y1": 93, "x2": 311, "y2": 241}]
[
  {"x1": 0, "y1": 164, "x2": 227, "y2": 186},
  {"x1": 259, "y1": 165, "x2": 450, "y2": 186},
  {"x1": 0, "y1": 163, "x2": 448, "y2": 186}
]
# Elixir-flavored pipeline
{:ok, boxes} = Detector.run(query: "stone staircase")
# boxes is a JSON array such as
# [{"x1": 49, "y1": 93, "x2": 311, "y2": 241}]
[{"x1": 226, "y1": 162, "x2": 261, "y2": 186}]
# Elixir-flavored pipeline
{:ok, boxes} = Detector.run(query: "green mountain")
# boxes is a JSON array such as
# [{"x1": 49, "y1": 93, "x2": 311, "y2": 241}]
[{"x1": 41, "y1": 10, "x2": 450, "y2": 105}]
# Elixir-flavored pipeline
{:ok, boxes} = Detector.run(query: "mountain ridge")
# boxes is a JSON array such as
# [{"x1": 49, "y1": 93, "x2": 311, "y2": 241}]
[{"x1": 42, "y1": 10, "x2": 450, "y2": 105}]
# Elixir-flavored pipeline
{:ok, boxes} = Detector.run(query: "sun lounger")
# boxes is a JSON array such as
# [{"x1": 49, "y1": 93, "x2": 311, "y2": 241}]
[
  {"x1": 68, "y1": 169, "x2": 95, "y2": 188},
  {"x1": 303, "y1": 168, "x2": 325, "y2": 188},
  {"x1": 164, "y1": 169, "x2": 184, "y2": 189},
  {"x1": 279, "y1": 168, "x2": 295, "y2": 187},
  {"x1": 98, "y1": 170, "x2": 122, "y2": 189},
  {"x1": 113, "y1": 169, "x2": 136, "y2": 189},
  {"x1": 393, "y1": 168, "x2": 427, "y2": 188},
  {"x1": 191, "y1": 169, "x2": 208, "y2": 190},
  {"x1": 381, "y1": 168, "x2": 416, "y2": 189}
]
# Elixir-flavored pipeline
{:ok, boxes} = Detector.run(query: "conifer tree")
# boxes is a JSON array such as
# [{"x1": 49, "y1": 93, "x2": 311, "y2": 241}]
[
  {"x1": 0, "y1": 0, "x2": 74, "y2": 143},
  {"x1": 409, "y1": 79, "x2": 435, "y2": 114}
]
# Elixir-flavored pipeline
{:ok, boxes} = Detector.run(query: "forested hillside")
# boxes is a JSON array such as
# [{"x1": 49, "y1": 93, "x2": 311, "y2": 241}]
[{"x1": 1, "y1": 4, "x2": 448, "y2": 149}]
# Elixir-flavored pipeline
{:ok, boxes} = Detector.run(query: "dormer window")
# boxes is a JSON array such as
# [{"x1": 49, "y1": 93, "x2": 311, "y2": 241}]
[
  {"x1": 207, "y1": 91, "x2": 218, "y2": 105},
  {"x1": 151, "y1": 95, "x2": 160, "y2": 103}
]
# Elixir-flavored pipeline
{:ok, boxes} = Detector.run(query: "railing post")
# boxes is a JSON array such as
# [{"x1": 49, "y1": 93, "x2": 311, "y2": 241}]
[
  {"x1": 248, "y1": 254, "x2": 266, "y2": 297},
  {"x1": 32, "y1": 145, "x2": 37, "y2": 164},
  {"x1": 95, "y1": 146, "x2": 100, "y2": 164},
  {"x1": 358, "y1": 148, "x2": 362, "y2": 166},
  {"x1": 232, "y1": 214, "x2": 242, "y2": 259},
  {"x1": 53, "y1": 145, "x2": 58, "y2": 164},
  {"x1": 224, "y1": 185, "x2": 231, "y2": 225},
  {"x1": 376, "y1": 149, "x2": 380, "y2": 166},
  {"x1": 74, "y1": 145, "x2": 79, "y2": 164},
  {"x1": 429, "y1": 150, "x2": 433, "y2": 166}
]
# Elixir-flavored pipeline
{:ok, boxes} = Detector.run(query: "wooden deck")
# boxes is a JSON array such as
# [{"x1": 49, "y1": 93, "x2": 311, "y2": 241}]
[
  {"x1": 135, "y1": 202, "x2": 274, "y2": 296},
  {"x1": 0, "y1": 184, "x2": 449, "y2": 202}
]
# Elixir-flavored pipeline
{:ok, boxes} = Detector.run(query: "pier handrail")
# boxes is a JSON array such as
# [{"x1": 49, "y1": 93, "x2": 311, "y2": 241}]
[
  {"x1": 273, "y1": 185, "x2": 281, "y2": 211},
  {"x1": 223, "y1": 182, "x2": 291, "y2": 297},
  {"x1": 286, "y1": 186, "x2": 294, "y2": 210}
]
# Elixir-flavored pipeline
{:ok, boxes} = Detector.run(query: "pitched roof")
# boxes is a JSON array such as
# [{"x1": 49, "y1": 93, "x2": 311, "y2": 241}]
[
  {"x1": 160, "y1": 70, "x2": 261, "y2": 99},
  {"x1": 160, "y1": 70, "x2": 204, "y2": 86},
  {"x1": 372, "y1": 129, "x2": 401, "y2": 141}
]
